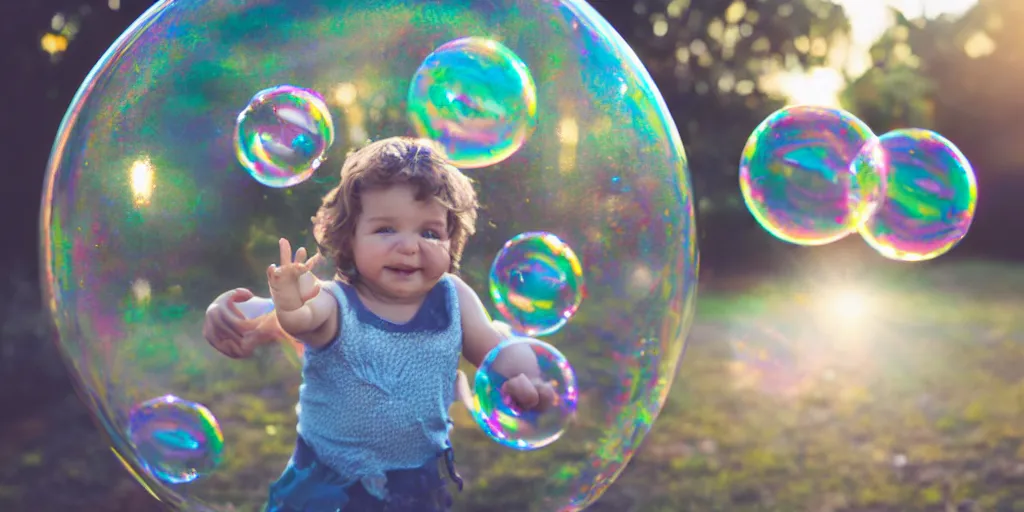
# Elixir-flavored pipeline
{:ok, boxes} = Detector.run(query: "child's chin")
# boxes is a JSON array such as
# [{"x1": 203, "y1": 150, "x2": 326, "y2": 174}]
[{"x1": 382, "y1": 275, "x2": 427, "y2": 291}]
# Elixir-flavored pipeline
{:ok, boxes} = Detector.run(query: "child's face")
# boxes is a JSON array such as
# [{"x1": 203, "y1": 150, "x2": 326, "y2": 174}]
[{"x1": 351, "y1": 183, "x2": 452, "y2": 301}]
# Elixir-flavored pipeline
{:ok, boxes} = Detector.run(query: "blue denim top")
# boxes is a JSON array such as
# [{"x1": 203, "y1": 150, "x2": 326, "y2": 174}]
[{"x1": 295, "y1": 275, "x2": 462, "y2": 495}]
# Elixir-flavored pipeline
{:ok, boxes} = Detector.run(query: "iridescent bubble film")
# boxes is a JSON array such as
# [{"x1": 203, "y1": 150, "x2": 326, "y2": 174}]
[
  {"x1": 40, "y1": 1, "x2": 697, "y2": 510},
  {"x1": 235, "y1": 85, "x2": 335, "y2": 188},
  {"x1": 740, "y1": 105, "x2": 886, "y2": 246},
  {"x1": 408, "y1": 37, "x2": 537, "y2": 169},
  {"x1": 489, "y1": 232, "x2": 584, "y2": 337},
  {"x1": 470, "y1": 338, "x2": 579, "y2": 451},
  {"x1": 857, "y1": 128, "x2": 978, "y2": 261},
  {"x1": 127, "y1": 395, "x2": 224, "y2": 485}
]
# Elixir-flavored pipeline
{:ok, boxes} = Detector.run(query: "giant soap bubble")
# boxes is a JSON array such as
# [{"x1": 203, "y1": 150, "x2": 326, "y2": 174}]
[{"x1": 40, "y1": 1, "x2": 697, "y2": 510}]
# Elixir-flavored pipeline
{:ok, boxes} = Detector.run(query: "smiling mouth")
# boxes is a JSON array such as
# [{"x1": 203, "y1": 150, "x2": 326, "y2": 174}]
[{"x1": 386, "y1": 267, "x2": 421, "y2": 275}]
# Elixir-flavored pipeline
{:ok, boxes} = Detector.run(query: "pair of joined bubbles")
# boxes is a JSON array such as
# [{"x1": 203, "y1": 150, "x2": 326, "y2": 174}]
[{"x1": 740, "y1": 105, "x2": 978, "y2": 262}]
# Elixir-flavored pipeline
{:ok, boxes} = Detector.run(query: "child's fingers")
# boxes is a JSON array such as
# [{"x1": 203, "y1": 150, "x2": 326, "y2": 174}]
[
  {"x1": 229, "y1": 288, "x2": 255, "y2": 303},
  {"x1": 240, "y1": 333, "x2": 264, "y2": 355},
  {"x1": 225, "y1": 289, "x2": 254, "y2": 319},
  {"x1": 306, "y1": 252, "x2": 323, "y2": 270},
  {"x1": 278, "y1": 238, "x2": 293, "y2": 265},
  {"x1": 537, "y1": 383, "x2": 557, "y2": 411},
  {"x1": 294, "y1": 246, "x2": 307, "y2": 264},
  {"x1": 278, "y1": 263, "x2": 307, "y2": 279},
  {"x1": 214, "y1": 312, "x2": 247, "y2": 341},
  {"x1": 207, "y1": 330, "x2": 243, "y2": 358}
]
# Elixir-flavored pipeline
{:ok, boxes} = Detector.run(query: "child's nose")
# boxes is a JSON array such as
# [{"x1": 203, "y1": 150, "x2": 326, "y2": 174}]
[{"x1": 395, "y1": 235, "x2": 418, "y2": 254}]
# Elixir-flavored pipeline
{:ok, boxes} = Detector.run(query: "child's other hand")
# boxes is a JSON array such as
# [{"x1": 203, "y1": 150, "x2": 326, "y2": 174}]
[
  {"x1": 203, "y1": 288, "x2": 260, "y2": 359},
  {"x1": 502, "y1": 374, "x2": 557, "y2": 413},
  {"x1": 240, "y1": 313, "x2": 290, "y2": 354},
  {"x1": 268, "y1": 238, "x2": 319, "y2": 312}
]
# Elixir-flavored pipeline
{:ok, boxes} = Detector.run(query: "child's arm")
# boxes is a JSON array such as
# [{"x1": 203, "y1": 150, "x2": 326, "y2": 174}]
[
  {"x1": 205, "y1": 248, "x2": 330, "y2": 358},
  {"x1": 452, "y1": 274, "x2": 556, "y2": 412},
  {"x1": 267, "y1": 238, "x2": 340, "y2": 349},
  {"x1": 451, "y1": 275, "x2": 542, "y2": 379},
  {"x1": 275, "y1": 289, "x2": 338, "y2": 349},
  {"x1": 235, "y1": 268, "x2": 330, "y2": 345}
]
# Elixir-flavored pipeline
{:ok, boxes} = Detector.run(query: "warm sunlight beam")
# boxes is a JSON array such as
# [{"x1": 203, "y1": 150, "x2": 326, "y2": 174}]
[
  {"x1": 764, "y1": 67, "x2": 846, "y2": 108},
  {"x1": 130, "y1": 158, "x2": 155, "y2": 207},
  {"x1": 771, "y1": 0, "x2": 978, "y2": 106}
]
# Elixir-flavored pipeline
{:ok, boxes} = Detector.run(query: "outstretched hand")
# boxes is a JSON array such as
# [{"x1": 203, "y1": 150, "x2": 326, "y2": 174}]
[
  {"x1": 502, "y1": 374, "x2": 557, "y2": 413},
  {"x1": 203, "y1": 288, "x2": 260, "y2": 359},
  {"x1": 268, "y1": 238, "x2": 320, "y2": 313}
]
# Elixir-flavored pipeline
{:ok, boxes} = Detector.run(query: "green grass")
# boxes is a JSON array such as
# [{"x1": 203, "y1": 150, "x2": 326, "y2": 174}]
[{"x1": 58, "y1": 261, "x2": 1024, "y2": 510}]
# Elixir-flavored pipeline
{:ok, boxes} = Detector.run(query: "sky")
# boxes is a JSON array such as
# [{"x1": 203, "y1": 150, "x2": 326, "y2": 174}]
[{"x1": 776, "y1": 0, "x2": 978, "y2": 106}]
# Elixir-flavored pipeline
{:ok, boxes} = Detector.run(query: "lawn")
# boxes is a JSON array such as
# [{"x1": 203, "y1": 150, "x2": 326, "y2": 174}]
[{"x1": 3, "y1": 260, "x2": 1024, "y2": 511}]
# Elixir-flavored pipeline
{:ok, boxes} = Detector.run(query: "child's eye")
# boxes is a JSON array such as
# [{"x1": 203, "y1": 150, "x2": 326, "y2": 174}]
[
  {"x1": 422, "y1": 230, "x2": 441, "y2": 240},
  {"x1": 374, "y1": 227, "x2": 395, "y2": 234}
]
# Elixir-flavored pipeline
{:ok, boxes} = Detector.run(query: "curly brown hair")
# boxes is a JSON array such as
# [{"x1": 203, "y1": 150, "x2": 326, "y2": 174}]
[{"x1": 312, "y1": 137, "x2": 479, "y2": 283}]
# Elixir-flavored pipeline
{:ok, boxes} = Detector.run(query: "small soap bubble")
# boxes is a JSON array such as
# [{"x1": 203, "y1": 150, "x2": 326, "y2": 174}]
[
  {"x1": 740, "y1": 105, "x2": 886, "y2": 246},
  {"x1": 127, "y1": 395, "x2": 224, "y2": 484},
  {"x1": 471, "y1": 338, "x2": 578, "y2": 451},
  {"x1": 489, "y1": 232, "x2": 584, "y2": 337},
  {"x1": 856, "y1": 128, "x2": 977, "y2": 261},
  {"x1": 408, "y1": 37, "x2": 537, "y2": 168},
  {"x1": 235, "y1": 85, "x2": 335, "y2": 188}
]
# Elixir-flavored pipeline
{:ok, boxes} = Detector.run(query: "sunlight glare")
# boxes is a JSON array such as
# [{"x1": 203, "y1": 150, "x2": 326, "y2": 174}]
[
  {"x1": 835, "y1": 0, "x2": 978, "y2": 47},
  {"x1": 765, "y1": 67, "x2": 845, "y2": 107},
  {"x1": 821, "y1": 287, "x2": 872, "y2": 323},
  {"x1": 771, "y1": 0, "x2": 979, "y2": 105},
  {"x1": 130, "y1": 159, "x2": 155, "y2": 207}
]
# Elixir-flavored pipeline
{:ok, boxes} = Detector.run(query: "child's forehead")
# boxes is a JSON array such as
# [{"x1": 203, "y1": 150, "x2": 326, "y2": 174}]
[
  {"x1": 360, "y1": 182, "x2": 437, "y2": 201},
  {"x1": 360, "y1": 186, "x2": 448, "y2": 218}
]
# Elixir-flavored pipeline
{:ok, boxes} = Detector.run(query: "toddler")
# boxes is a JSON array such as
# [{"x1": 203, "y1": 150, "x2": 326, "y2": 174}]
[{"x1": 202, "y1": 137, "x2": 554, "y2": 511}]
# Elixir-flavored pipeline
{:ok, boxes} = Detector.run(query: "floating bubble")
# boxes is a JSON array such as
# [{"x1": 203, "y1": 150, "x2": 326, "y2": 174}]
[
  {"x1": 408, "y1": 37, "x2": 537, "y2": 168},
  {"x1": 740, "y1": 105, "x2": 886, "y2": 246},
  {"x1": 127, "y1": 395, "x2": 224, "y2": 485},
  {"x1": 42, "y1": 1, "x2": 698, "y2": 509},
  {"x1": 856, "y1": 128, "x2": 978, "y2": 261},
  {"x1": 470, "y1": 338, "x2": 578, "y2": 450},
  {"x1": 489, "y1": 232, "x2": 585, "y2": 337},
  {"x1": 235, "y1": 85, "x2": 335, "y2": 188}
]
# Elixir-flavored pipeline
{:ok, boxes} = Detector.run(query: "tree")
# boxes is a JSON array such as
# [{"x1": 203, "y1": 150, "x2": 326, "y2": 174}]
[
  {"x1": 589, "y1": 0, "x2": 851, "y2": 270},
  {"x1": 840, "y1": 10, "x2": 936, "y2": 133},
  {"x1": 906, "y1": 0, "x2": 1024, "y2": 172},
  {"x1": 854, "y1": 0, "x2": 1024, "y2": 259}
]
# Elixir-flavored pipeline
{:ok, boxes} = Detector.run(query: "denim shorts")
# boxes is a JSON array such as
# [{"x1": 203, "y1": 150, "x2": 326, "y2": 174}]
[{"x1": 264, "y1": 436, "x2": 463, "y2": 512}]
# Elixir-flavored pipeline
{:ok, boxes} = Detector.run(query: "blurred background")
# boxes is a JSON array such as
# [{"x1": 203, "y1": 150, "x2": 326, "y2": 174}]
[{"x1": 2, "y1": 0, "x2": 1023, "y2": 510}]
